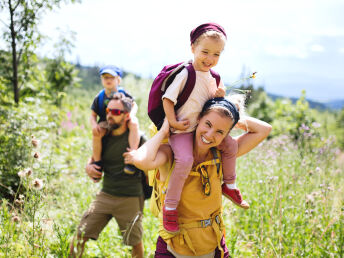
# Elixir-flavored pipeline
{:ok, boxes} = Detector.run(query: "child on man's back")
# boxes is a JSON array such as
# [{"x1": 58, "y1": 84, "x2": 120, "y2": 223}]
[{"x1": 90, "y1": 65, "x2": 140, "y2": 175}]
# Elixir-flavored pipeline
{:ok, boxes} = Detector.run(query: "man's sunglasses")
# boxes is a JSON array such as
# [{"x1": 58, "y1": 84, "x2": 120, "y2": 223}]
[{"x1": 106, "y1": 108, "x2": 127, "y2": 116}]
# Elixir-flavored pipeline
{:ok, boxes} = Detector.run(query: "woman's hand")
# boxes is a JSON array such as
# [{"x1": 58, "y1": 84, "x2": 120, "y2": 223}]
[
  {"x1": 123, "y1": 149, "x2": 137, "y2": 165},
  {"x1": 160, "y1": 118, "x2": 171, "y2": 136},
  {"x1": 214, "y1": 86, "x2": 226, "y2": 98}
]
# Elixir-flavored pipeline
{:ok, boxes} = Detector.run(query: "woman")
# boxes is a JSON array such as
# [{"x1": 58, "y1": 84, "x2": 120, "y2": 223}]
[{"x1": 124, "y1": 97, "x2": 271, "y2": 257}]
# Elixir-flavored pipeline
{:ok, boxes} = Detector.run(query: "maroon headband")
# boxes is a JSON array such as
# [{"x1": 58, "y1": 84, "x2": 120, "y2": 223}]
[{"x1": 190, "y1": 23, "x2": 227, "y2": 44}]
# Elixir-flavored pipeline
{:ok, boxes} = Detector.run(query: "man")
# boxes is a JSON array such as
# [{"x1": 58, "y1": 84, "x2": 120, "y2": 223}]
[{"x1": 70, "y1": 93, "x2": 145, "y2": 258}]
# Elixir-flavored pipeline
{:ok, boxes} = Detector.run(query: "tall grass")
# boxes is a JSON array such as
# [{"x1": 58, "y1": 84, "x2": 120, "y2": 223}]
[{"x1": 0, "y1": 77, "x2": 343, "y2": 257}]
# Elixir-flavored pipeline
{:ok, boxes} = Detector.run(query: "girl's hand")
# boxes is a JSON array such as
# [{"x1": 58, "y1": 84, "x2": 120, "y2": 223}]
[
  {"x1": 214, "y1": 86, "x2": 226, "y2": 98},
  {"x1": 170, "y1": 119, "x2": 190, "y2": 131}
]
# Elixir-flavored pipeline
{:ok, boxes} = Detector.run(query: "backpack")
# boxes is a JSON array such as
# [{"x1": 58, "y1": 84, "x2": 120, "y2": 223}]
[
  {"x1": 148, "y1": 61, "x2": 221, "y2": 129},
  {"x1": 149, "y1": 147, "x2": 221, "y2": 217},
  {"x1": 148, "y1": 148, "x2": 225, "y2": 256}
]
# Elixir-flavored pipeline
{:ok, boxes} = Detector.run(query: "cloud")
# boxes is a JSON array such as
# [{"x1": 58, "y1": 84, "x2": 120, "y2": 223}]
[
  {"x1": 264, "y1": 45, "x2": 308, "y2": 59},
  {"x1": 310, "y1": 44, "x2": 324, "y2": 52}
]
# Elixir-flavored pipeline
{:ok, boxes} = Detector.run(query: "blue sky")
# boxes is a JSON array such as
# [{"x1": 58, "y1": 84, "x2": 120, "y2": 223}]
[{"x1": 2, "y1": 0, "x2": 344, "y2": 102}]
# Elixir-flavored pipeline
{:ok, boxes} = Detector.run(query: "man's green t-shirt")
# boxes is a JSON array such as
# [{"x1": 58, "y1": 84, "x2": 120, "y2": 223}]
[{"x1": 101, "y1": 130, "x2": 145, "y2": 197}]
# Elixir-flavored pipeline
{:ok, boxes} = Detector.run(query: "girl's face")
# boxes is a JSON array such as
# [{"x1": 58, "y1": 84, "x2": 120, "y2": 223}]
[
  {"x1": 195, "y1": 110, "x2": 233, "y2": 151},
  {"x1": 191, "y1": 37, "x2": 225, "y2": 72}
]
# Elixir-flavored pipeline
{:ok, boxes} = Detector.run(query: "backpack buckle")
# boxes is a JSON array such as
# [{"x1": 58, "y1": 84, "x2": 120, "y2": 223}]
[
  {"x1": 200, "y1": 218, "x2": 212, "y2": 228},
  {"x1": 215, "y1": 215, "x2": 221, "y2": 225}
]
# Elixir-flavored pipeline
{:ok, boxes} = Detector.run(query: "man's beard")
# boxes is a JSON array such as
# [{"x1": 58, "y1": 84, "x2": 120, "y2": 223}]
[{"x1": 107, "y1": 117, "x2": 124, "y2": 131}]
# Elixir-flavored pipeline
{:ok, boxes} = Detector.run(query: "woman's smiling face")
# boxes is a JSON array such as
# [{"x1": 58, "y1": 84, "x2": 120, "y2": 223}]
[{"x1": 195, "y1": 109, "x2": 233, "y2": 150}]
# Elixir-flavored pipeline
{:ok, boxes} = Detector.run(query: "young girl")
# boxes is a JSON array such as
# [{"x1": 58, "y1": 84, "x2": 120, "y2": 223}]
[{"x1": 161, "y1": 23, "x2": 249, "y2": 233}]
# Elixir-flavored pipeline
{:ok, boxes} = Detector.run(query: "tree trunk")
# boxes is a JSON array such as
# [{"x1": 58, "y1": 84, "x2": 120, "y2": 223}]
[{"x1": 9, "y1": 0, "x2": 19, "y2": 104}]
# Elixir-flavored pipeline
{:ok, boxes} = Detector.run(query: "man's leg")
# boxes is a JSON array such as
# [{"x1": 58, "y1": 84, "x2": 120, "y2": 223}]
[
  {"x1": 69, "y1": 235, "x2": 89, "y2": 258},
  {"x1": 132, "y1": 241, "x2": 144, "y2": 258},
  {"x1": 70, "y1": 192, "x2": 112, "y2": 257},
  {"x1": 113, "y1": 196, "x2": 144, "y2": 256}
]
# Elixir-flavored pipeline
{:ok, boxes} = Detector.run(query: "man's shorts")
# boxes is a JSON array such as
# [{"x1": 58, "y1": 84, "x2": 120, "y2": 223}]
[{"x1": 77, "y1": 191, "x2": 144, "y2": 246}]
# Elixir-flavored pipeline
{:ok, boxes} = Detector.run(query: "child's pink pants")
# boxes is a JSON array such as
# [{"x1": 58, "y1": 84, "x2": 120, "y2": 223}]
[{"x1": 165, "y1": 132, "x2": 238, "y2": 209}]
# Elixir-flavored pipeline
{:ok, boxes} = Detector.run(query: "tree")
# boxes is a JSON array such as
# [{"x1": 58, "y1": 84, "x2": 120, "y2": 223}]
[{"x1": 0, "y1": 0, "x2": 78, "y2": 104}]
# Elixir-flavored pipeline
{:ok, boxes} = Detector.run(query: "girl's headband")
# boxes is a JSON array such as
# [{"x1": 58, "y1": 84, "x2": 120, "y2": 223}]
[
  {"x1": 202, "y1": 97, "x2": 240, "y2": 129},
  {"x1": 190, "y1": 23, "x2": 227, "y2": 44}
]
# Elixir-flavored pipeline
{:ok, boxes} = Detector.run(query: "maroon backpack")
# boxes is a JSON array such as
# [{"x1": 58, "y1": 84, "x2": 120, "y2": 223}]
[{"x1": 148, "y1": 61, "x2": 221, "y2": 129}]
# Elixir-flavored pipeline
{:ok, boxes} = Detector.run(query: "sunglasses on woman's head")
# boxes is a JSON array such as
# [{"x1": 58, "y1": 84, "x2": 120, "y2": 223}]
[{"x1": 106, "y1": 108, "x2": 127, "y2": 116}]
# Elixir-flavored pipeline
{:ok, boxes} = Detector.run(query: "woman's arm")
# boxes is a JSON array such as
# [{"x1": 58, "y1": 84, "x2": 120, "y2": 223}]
[
  {"x1": 123, "y1": 119, "x2": 172, "y2": 171},
  {"x1": 234, "y1": 116, "x2": 272, "y2": 157}
]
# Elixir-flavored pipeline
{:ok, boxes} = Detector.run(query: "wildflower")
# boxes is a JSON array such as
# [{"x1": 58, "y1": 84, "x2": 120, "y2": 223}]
[
  {"x1": 300, "y1": 123, "x2": 310, "y2": 131},
  {"x1": 32, "y1": 178, "x2": 43, "y2": 190},
  {"x1": 12, "y1": 215, "x2": 20, "y2": 223},
  {"x1": 18, "y1": 168, "x2": 32, "y2": 177},
  {"x1": 14, "y1": 199, "x2": 23, "y2": 206},
  {"x1": 33, "y1": 152, "x2": 40, "y2": 159},
  {"x1": 18, "y1": 170, "x2": 26, "y2": 177},
  {"x1": 311, "y1": 122, "x2": 321, "y2": 128},
  {"x1": 306, "y1": 194, "x2": 315, "y2": 204},
  {"x1": 31, "y1": 135, "x2": 39, "y2": 147}
]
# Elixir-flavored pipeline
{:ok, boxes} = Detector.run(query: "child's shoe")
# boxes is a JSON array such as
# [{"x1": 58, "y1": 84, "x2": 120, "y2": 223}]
[
  {"x1": 221, "y1": 183, "x2": 250, "y2": 209},
  {"x1": 124, "y1": 164, "x2": 141, "y2": 175},
  {"x1": 163, "y1": 206, "x2": 180, "y2": 234}
]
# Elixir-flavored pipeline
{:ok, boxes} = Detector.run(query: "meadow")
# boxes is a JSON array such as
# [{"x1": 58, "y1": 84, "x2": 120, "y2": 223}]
[{"x1": 0, "y1": 74, "x2": 343, "y2": 257}]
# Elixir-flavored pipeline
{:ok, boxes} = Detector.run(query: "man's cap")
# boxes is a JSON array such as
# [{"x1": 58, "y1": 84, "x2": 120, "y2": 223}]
[{"x1": 99, "y1": 65, "x2": 123, "y2": 78}]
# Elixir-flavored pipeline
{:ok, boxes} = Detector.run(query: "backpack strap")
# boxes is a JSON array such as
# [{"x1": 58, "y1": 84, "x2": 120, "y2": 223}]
[
  {"x1": 210, "y1": 147, "x2": 221, "y2": 176},
  {"x1": 175, "y1": 63, "x2": 196, "y2": 111},
  {"x1": 98, "y1": 89, "x2": 106, "y2": 114},
  {"x1": 210, "y1": 69, "x2": 221, "y2": 87},
  {"x1": 175, "y1": 65, "x2": 221, "y2": 111}
]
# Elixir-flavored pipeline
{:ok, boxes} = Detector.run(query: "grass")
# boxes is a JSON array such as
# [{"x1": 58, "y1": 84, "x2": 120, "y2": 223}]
[{"x1": 0, "y1": 80, "x2": 343, "y2": 257}]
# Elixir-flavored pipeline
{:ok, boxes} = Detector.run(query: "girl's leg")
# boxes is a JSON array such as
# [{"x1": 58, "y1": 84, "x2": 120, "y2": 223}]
[
  {"x1": 218, "y1": 135, "x2": 249, "y2": 209},
  {"x1": 92, "y1": 128, "x2": 107, "y2": 162},
  {"x1": 128, "y1": 115, "x2": 140, "y2": 150},
  {"x1": 163, "y1": 132, "x2": 193, "y2": 233},
  {"x1": 218, "y1": 135, "x2": 238, "y2": 184},
  {"x1": 165, "y1": 132, "x2": 194, "y2": 209}
]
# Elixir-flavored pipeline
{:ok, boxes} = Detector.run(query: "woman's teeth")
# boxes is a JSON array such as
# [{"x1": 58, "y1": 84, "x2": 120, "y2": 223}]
[{"x1": 201, "y1": 135, "x2": 211, "y2": 144}]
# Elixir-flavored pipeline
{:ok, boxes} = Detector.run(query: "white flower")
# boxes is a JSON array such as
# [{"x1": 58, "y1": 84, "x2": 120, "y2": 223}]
[
  {"x1": 32, "y1": 178, "x2": 43, "y2": 190},
  {"x1": 17, "y1": 168, "x2": 32, "y2": 177}
]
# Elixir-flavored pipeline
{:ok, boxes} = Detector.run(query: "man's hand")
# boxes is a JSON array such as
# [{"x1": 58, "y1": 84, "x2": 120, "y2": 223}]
[
  {"x1": 85, "y1": 163, "x2": 102, "y2": 183},
  {"x1": 214, "y1": 86, "x2": 226, "y2": 98}
]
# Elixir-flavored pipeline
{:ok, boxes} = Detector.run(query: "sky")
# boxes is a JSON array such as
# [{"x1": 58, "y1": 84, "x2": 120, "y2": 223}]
[{"x1": 3, "y1": 0, "x2": 344, "y2": 102}]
